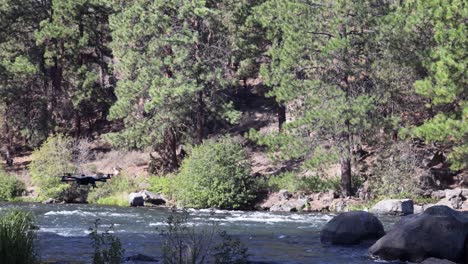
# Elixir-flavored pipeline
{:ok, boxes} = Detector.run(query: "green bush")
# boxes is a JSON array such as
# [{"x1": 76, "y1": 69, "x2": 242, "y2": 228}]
[
  {"x1": 0, "y1": 171, "x2": 25, "y2": 201},
  {"x1": 90, "y1": 219, "x2": 124, "y2": 264},
  {"x1": 29, "y1": 134, "x2": 76, "y2": 200},
  {"x1": 88, "y1": 172, "x2": 137, "y2": 206},
  {"x1": 265, "y1": 172, "x2": 340, "y2": 193},
  {"x1": 175, "y1": 137, "x2": 256, "y2": 209},
  {"x1": 0, "y1": 210, "x2": 37, "y2": 264},
  {"x1": 369, "y1": 143, "x2": 419, "y2": 198},
  {"x1": 147, "y1": 174, "x2": 176, "y2": 198}
]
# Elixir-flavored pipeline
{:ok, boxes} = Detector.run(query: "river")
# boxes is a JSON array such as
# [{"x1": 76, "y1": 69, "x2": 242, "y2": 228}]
[{"x1": 0, "y1": 202, "x2": 402, "y2": 264}]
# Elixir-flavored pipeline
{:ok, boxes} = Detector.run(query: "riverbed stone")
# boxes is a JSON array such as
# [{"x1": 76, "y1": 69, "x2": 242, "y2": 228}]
[
  {"x1": 431, "y1": 190, "x2": 446, "y2": 199},
  {"x1": 128, "y1": 193, "x2": 144, "y2": 207},
  {"x1": 320, "y1": 211, "x2": 385, "y2": 245},
  {"x1": 413, "y1": 204, "x2": 424, "y2": 214},
  {"x1": 125, "y1": 254, "x2": 158, "y2": 262},
  {"x1": 369, "y1": 205, "x2": 468, "y2": 263},
  {"x1": 42, "y1": 198, "x2": 58, "y2": 204},
  {"x1": 420, "y1": 258, "x2": 457, "y2": 264},
  {"x1": 139, "y1": 190, "x2": 167, "y2": 206},
  {"x1": 370, "y1": 199, "x2": 413, "y2": 215}
]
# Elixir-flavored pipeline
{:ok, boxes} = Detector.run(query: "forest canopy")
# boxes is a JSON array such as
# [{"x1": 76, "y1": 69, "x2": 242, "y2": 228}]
[{"x1": 0, "y1": 0, "x2": 466, "y2": 196}]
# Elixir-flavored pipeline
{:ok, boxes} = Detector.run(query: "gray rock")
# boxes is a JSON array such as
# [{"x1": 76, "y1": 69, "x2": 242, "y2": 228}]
[
  {"x1": 269, "y1": 203, "x2": 293, "y2": 212},
  {"x1": 423, "y1": 203, "x2": 435, "y2": 211},
  {"x1": 445, "y1": 188, "x2": 462, "y2": 199},
  {"x1": 125, "y1": 254, "x2": 158, "y2": 262},
  {"x1": 431, "y1": 190, "x2": 446, "y2": 199},
  {"x1": 436, "y1": 196, "x2": 464, "y2": 209},
  {"x1": 371, "y1": 199, "x2": 414, "y2": 215},
  {"x1": 278, "y1": 190, "x2": 292, "y2": 201},
  {"x1": 292, "y1": 198, "x2": 308, "y2": 212},
  {"x1": 42, "y1": 198, "x2": 57, "y2": 204},
  {"x1": 420, "y1": 258, "x2": 457, "y2": 264},
  {"x1": 413, "y1": 204, "x2": 424, "y2": 214},
  {"x1": 140, "y1": 190, "x2": 167, "y2": 206},
  {"x1": 129, "y1": 193, "x2": 144, "y2": 207},
  {"x1": 320, "y1": 211, "x2": 385, "y2": 245},
  {"x1": 369, "y1": 206, "x2": 468, "y2": 263},
  {"x1": 461, "y1": 188, "x2": 468, "y2": 198}
]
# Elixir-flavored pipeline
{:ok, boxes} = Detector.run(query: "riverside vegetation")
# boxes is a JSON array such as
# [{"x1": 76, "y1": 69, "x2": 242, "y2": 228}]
[
  {"x1": 0, "y1": 1, "x2": 466, "y2": 209},
  {"x1": 0, "y1": 209, "x2": 248, "y2": 264}
]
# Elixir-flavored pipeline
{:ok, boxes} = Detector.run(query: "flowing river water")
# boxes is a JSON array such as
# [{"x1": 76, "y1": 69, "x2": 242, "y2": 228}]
[{"x1": 0, "y1": 202, "x2": 403, "y2": 264}]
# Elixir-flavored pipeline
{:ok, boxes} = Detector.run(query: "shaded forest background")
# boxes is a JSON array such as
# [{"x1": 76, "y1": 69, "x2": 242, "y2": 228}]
[{"x1": 0, "y1": 0, "x2": 466, "y2": 201}]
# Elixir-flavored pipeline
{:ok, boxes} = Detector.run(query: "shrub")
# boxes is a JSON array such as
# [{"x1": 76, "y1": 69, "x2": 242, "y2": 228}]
[
  {"x1": 0, "y1": 171, "x2": 25, "y2": 201},
  {"x1": 265, "y1": 172, "x2": 340, "y2": 193},
  {"x1": 88, "y1": 171, "x2": 137, "y2": 206},
  {"x1": 147, "y1": 174, "x2": 176, "y2": 198},
  {"x1": 174, "y1": 137, "x2": 255, "y2": 209},
  {"x1": 90, "y1": 219, "x2": 124, "y2": 264},
  {"x1": 29, "y1": 134, "x2": 76, "y2": 200},
  {"x1": 0, "y1": 210, "x2": 37, "y2": 264},
  {"x1": 161, "y1": 210, "x2": 248, "y2": 264},
  {"x1": 369, "y1": 142, "x2": 419, "y2": 198}
]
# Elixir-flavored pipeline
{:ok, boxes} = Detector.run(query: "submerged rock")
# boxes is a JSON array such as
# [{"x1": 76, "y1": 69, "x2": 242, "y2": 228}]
[
  {"x1": 320, "y1": 211, "x2": 384, "y2": 245},
  {"x1": 370, "y1": 199, "x2": 413, "y2": 215},
  {"x1": 369, "y1": 205, "x2": 468, "y2": 263},
  {"x1": 420, "y1": 258, "x2": 457, "y2": 264},
  {"x1": 125, "y1": 254, "x2": 158, "y2": 262}
]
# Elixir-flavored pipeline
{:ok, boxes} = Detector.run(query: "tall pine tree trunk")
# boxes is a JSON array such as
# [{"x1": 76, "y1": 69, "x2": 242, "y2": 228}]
[
  {"x1": 340, "y1": 156, "x2": 352, "y2": 197},
  {"x1": 340, "y1": 119, "x2": 353, "y2": 197},
  {"x1": 195, "y1": 91, "x2": 204, "y2": 145},
  {"x1": 278, "y1": 103, "x2": 286, "y2": 132}
]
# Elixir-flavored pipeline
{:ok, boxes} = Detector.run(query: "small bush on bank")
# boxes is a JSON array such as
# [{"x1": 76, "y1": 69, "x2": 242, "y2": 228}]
[
  {"x1": 90, "y1": 219, "x2": 124, "y2": 264},
  {"x1": 265, "y1": 172, "x2": 340, "y2": 193},
  {"x1": 174, "y1": 137, "x2": 256, "y2": 209},
  {"x1": 369, "y1": 142, "x2": 419, "y2": 198},
  {"x1": 29, "y1": 134, "x2": 76, "y2": 200},
  {"x1": 162, "y1": 210, "x2": 248, "y2": 264},
  {"x1": 0, "y1": 210, "x2": 37, "y2": 264},
  {"x1": 147, "y1": 174, "x2": 176, "y2": 198},
  {"x1": 0, "y1": 171, "x2": 25, "y2": 201},
  {"x1": 88, "y1": 171, "x2": 137, "y2": 206}
]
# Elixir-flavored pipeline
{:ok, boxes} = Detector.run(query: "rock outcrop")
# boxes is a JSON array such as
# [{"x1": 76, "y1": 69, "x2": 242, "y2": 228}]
[
  {"x1": 128, "y1": 193, "x2": 144, "y2": 207},
  {"x1": 370, "y1": 199, "x2": 414, "y2": 215},
  {"x1": 139, "y1": 190, "x2": 168, "y2": 206},
  {"x1": 320, "y1": 211, "x2": 385, "y2": 245},
  {"x1": 434, "y1": 188, "x2": 467, "y2": 210},
  {"x1": 369, "y1": 205, "x2": 468, "y2": 263},
  {"x1": 260, "y1": 190, "x2": 309, "y2": 212}
]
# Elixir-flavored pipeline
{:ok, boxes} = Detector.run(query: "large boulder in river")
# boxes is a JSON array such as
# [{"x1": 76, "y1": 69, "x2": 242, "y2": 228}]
[
  {"x1": 128, "y1": 193, "x2": 144, "y2": 207},
  {"x1": 369, "y1": 205, "x2": 468, "y2": 263},
  {"x1": 370, "y1": 199, "x2": 413, "y2": 215},
  {"x1": 320, "y1": 211, "x2": 385, "y2": 245}
]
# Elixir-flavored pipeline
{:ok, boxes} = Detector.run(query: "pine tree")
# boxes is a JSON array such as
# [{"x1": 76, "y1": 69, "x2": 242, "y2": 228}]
[
  {"x1": 107, "y1": 0, "x2": 241, "y2": 171},
  {"x1": 0, "y1": 0, "x2": 50, "y2": 145},
  {"x1": 35, "y1": 0, "x2": 115, "y2": 137},
  {"x1": 250, "y1": 0, "x2": 391, "y2": 196},
  {"x1": 406, "y1": 0, "x2": 467, "y2": 170}
]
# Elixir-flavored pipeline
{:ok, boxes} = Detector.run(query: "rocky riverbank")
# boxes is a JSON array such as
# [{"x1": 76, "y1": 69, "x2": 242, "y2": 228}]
[{"x1": 255, "y1": 188, "x2": 468, "y2": 213}]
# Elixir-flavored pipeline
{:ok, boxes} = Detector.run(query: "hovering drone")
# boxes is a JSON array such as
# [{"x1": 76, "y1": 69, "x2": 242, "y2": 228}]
[{"x1": 59, "y1": 173, "x2": 113, "y2": 188}]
